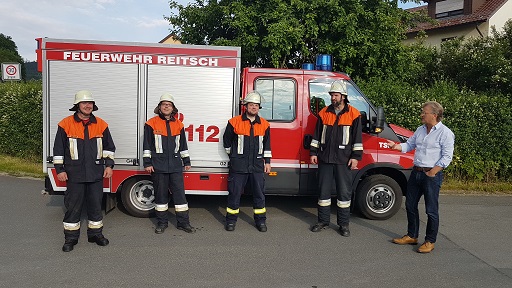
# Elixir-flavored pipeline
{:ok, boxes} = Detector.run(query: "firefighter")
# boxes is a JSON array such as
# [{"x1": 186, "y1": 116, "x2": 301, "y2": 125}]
[
  {"x1": 309, "y1": 80, "x2": 363, "y2": 237},
  {"x1": 53, "y1": 90, "x2": 116, "y2": 252},
  {"x1": 223, "y1": 91, "x2": 272, "y2": 232},
  {"x1": 143, "y1": 92, "x2": 195, "y2": 234}
]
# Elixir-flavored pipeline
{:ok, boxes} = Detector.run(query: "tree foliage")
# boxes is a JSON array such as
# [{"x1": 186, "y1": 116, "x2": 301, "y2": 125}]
[
  {"x1": 165, "y1": 0, "x2": 413, "y2": 79},
  {"x1": 0, "y1": 33, "x2": 26, "y2": 80}
]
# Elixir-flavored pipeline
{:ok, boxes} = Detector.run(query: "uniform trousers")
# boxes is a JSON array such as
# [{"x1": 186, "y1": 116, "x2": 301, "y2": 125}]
[
  {"x1": 317, "y1": 162, "x2": 352, "y2": 226},
  {"x1": 152, "y1": 172, "x2": 189, "y2": 226},
  {"x1": 63, "y1": 181, "x2": 104, "y2": 240},
  {"x1": 226, "y1": 172, "x2": 266, "y2": 225}
]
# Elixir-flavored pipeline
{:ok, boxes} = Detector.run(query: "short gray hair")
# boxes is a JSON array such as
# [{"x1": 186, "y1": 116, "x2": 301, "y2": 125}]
[{"x1": 422, "y1": 101, "x2": 444, "y2": 122}]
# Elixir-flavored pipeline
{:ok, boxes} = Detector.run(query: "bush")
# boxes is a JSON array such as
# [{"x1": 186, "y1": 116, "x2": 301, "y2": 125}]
[
  {"x1": 359, "y1": 78, "x2": 512, "y2": 181},
  {"x1": 0, "y1": 80, "x2": 42, "y2": 160}
]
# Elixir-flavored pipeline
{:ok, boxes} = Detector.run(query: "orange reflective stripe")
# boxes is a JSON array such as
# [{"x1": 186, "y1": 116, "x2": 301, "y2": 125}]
[
  {"x1": 229, "y1": 115, "x2": 269, "y2": 136},
  {"x1": 146, "y1": 116, "x2": 183, "y2": 137},
  {"x1": 318, "y1": 106, "x2": 360, "y2": 126},
  {"x1": 58, "y1": 115, "x2": 108, "y2": 139}
]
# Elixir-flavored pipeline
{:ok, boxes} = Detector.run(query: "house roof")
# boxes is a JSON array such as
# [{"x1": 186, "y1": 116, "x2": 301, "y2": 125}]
[{"x1": 406, "y1": 0, "x2": 508, "y2": 33}]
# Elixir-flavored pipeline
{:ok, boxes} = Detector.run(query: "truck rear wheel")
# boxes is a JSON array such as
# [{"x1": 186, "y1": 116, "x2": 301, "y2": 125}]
[
  {"x1": 121, "y1": 177, "x2": 155, "y2": 218},
  {"x1": 356, "y1": 175, "x2": 402, "y2": 220}
]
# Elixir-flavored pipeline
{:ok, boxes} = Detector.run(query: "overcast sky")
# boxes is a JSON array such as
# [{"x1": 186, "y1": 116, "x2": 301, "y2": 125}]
[{"x1": 1, "y1": 0, "x2": 422, "y2": 62}]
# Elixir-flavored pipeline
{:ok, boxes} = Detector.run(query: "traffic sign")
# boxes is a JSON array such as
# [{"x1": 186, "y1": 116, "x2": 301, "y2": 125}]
[{"x1": 1, "y1": 63, "x2": 21, "y2": 81}]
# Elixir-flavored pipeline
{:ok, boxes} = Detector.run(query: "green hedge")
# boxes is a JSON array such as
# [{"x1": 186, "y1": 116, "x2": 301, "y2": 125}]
[
  {"x1": 359, "y1": 78, "x2": 512, "y2": 181},
  {"x1": 0, "y1": 81, "x2": 42, "y2": 160}
]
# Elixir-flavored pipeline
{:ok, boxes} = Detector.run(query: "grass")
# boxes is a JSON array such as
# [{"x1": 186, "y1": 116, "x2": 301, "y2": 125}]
[
  {"x1": 0, "y1": 154, "x2": 511, "y2": 194},
  {"x1": 0, "y1": 155, "x2": 45, "y2": 179}
]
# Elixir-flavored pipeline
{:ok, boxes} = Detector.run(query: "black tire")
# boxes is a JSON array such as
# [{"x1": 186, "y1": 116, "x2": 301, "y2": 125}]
[
  {"x1": 121, "y1": 177, "x2": 155, "y2": 218},
  {"x1": 356, "y1": 175, "x2": 402, "y2": 220}
]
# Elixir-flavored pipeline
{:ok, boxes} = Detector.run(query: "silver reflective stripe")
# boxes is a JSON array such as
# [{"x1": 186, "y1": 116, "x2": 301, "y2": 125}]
[
  {"x1": 175, "y1": 203, "x2": 189, "y2": 212},
  {"x1": 263, "y1": 150, "x2": 272, "y2": 158},
  {"x1": 310, "y1": 139, "x2": 319, "y2": 148},
  {"x1": 53, "y1": 156, "x2": 64, "y2": 164},
  {"x1": 180, "y1": 150, "x2": 190, "y2": 158},
  {"x1": 143, "y1": 150, "x2": 152, "y2": 158},
  {"x1": 225, "y1": 147, "x2": 231, "y2": 154},
  {"x1": 154, "y1": 135, "x2": 163, "y2": 153},
  {"x1": 155, "y1": 204, "x2": 168, "y2": 211},
  {"x1": 318, "y1": 199, "x2": 331, "y2": 206},
  {"x1": 69, "y1": 138, "x2": 78, "y2": 160},
  {"x1": 96, "y1": 138, "x2": 103, "y2": 159},
  {"x1": 175, "y1": 135, "x2": 180, "y2": 153},
  {"x1": 88, "y1": 220, "x2": 103, "y2": 229},
  {"x1": 103, "y1": 150, "x2": 115, "y2": 159},
  {"x1": 353, "y1": 143, "x2": 363, "y2": 151},
  {"x1": 321, "y1": 125, "x2": 327, "y2": 144},
  {"x1": 63, "y1": 222, "x2": 80, "y2": 231},
  {"x1": 258, "y1": 136, "x2": 263, "y2": 154},
  {"x1": 337, "y1": 199, "x2": 351, "y2": 208},
  {"x1": 237, "y1": 135, "x2": 244, "y2": 154},
  {"x1": 342, "y1": 126, "x2": 350, "y2": 145}
]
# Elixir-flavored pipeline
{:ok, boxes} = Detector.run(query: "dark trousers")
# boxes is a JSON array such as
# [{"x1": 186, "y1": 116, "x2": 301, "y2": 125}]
[
  {"x1": 153, "y1": 172, "x2": 189, "y2": 226},
  {"x1": 63, "y1": 181, "x2": 104, "y2": 240},
  {"x1": 406, "y1": 170, "x2": 443, "y2": 243},
  {"x1": 317, "y1": 163, "x2": 352, "y2": 226},
  {"x1": 226, "y1": 172, "x2": 266, "y2": 225}
]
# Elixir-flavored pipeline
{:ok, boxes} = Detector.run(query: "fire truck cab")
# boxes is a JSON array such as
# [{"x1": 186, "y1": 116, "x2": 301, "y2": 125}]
[{"x1": 38, "y1": 38, "x2": 414, "y2": 221}]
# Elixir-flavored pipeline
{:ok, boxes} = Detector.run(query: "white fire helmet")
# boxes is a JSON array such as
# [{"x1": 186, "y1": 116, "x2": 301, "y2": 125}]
[
  {"x1": 154, "y1": 92, "x2": 177, "y2": 114},
  {"x1": 70, "y1": 90, "x2": 98, "y2": 111},
  {"x1": 159, "y1": 92, "x2": 175, "y2": 104},
  {"x1": 329, "y1": 80, "x2": 348, "y2": 96},
  {"x1": 243, "y1": 91, "x2": 262, "y2": 105}
]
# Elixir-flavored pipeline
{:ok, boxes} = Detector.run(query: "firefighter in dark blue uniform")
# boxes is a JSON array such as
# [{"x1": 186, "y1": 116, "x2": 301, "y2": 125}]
[
  {"x1": 53, "y1": 90, "x2": 116, "y2": 252},
  {"x1": 143, "y1": 93, "x2": 195, "y2": 234},
  {"x1": 223, "y1": 91, "x2": 272, "y2": 232},
  {"x1": 309, "y1": 81, "x2": 363, "y2": 237}
]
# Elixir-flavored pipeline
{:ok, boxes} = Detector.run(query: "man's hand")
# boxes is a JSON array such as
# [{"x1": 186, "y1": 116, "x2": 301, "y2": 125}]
[
  {"x1": 184, "y1": 165, "x2": 191, "y2": 171},
  {"x1": 386, "y1": 140, "x2": 401, "y2": 151},
  {"x1": 310, "y1": 156, "x2": 318, "y2": 165},
  {"x1": 144, "y1": 166, "x2": 154, "y2": 173},
  {"x1": 57, "y1": 172, "x2": 68, "y2": 182},
  {"x1": 103, "y1": 167, "x2": 113, "y2": 179},
  {"x1": 348, "y1": 159, "x2": 358, "y2": 170},
  {"x1": 264, "y1": 163, "x2": 271, "y2": 174}
]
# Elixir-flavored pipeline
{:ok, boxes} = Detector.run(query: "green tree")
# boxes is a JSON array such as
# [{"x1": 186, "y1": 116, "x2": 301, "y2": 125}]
[
  {"x1": 0, "y1": 34, "x2": 26, "y2": 80},
  {"x1": 165, "y1": 0, "x2": 414, "y2": 80}
]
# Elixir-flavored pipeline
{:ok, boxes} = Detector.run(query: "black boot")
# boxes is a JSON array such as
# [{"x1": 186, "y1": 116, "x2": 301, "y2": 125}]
[
  {"x1": 88, "y1": 234, "x2": 109, "y2": 246},
  {"x1": 62, "y1": 239, "x2": 78, "y2": 252}
]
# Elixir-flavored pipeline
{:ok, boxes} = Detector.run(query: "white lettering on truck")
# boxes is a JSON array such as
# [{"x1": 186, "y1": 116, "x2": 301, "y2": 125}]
[{"x1": 63, "y1": 52, "x2": 219, "y2": 66}]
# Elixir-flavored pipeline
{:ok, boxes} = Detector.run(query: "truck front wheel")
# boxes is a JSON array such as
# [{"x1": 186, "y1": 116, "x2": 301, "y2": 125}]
[
  {"x1": 356, "y1": 175, "x2": 402, "y2": 220},
  {"x1": 121, "y1": 177, "x2": 156, "y2": 218}
]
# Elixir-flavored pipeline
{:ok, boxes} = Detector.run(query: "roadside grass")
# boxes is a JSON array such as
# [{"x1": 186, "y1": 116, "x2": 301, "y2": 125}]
[
  {"x1": 0, "y1": 154, "x2": 510, "y2": 194},
  {"x1": 0, "y1": 155, "x2": 44, "y2": 179}
]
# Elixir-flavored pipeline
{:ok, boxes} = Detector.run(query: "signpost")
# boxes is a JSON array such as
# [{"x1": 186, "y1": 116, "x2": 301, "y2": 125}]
[{"x1": 1, "y1": 63, "x2": 21, "y2": 81}]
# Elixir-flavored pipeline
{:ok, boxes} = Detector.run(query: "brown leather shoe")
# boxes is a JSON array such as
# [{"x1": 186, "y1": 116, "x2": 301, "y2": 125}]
[
  {"x1": 392, "y1": 235, "x2": 418, "y2": 245},
  {"x1": 417, "y1": 241, "x2": 435, "y2": 253}
]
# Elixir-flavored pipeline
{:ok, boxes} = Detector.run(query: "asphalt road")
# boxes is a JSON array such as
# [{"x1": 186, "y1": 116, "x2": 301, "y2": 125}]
[{"x1": 0, "y1": 174, "x2": 511, "y2": 288}]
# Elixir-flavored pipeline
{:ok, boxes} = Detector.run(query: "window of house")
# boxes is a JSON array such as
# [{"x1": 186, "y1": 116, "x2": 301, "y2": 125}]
[
  {"x1": 435, "y1": 0, "x2": 464, "y2": 18},
  {"x1": 254, "y1": 78, "x2": 296, "y2": 121}
]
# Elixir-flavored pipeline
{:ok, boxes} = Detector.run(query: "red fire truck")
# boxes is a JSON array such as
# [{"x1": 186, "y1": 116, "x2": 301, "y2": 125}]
[{"x1": 37, "y1": 38, "x2": 414, "y2": 220}]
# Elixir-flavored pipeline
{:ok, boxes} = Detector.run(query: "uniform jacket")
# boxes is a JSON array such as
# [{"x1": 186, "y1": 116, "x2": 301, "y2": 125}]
[
  {"x1": 53, "y1": 113, "x2": 116, "y2": 183},
  {"x1": 223, "y1": 114, "x2": 272, "y2": 173},
  {"x1": 143, "y1": 114, "x2": 191, "y2": 173},
  {"x1": 310, "y1": 104, "x2": 363, "y2": 164}
]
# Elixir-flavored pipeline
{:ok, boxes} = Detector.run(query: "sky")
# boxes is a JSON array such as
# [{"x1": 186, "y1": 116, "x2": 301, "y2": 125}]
[{"x1": 0, "y1": 0, "x2": 423, "y2": 62}]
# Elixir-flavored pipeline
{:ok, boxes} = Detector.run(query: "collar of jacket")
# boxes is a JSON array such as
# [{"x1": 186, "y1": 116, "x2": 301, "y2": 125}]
[
  {"x1": 158, "y1": 113, "x2": 176, "y2": 121},
  {"x1": 242, "y1": 113, "x2": 261, "y2": 124},
  {"x1": 73, "y1": 112, "x2": 97, "y2": 123},
  {"x1": 326, "y1": 103, "x2": 349, "y2": 115}
]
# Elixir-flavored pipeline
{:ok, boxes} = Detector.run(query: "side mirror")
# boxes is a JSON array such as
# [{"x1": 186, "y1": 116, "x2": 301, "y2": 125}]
[
  {"x1": 372, "y1": 107, "x2": 385, "y2": 133},
  {"x1": 360, "y1": 111, "x2": 369, "y2": 133}
]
